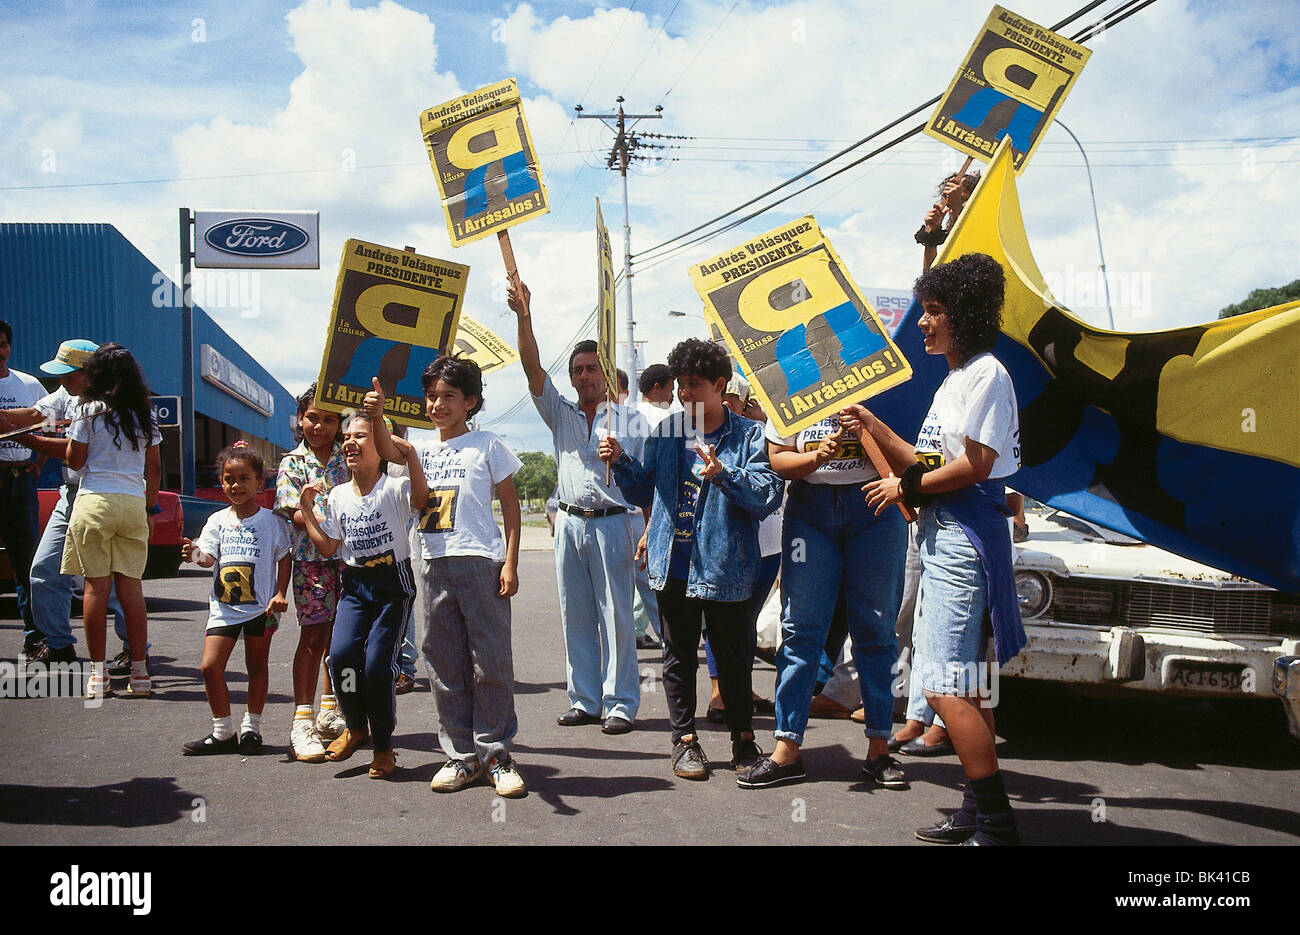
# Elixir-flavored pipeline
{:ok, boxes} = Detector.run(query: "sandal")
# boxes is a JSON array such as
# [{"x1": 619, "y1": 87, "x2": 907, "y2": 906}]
[{"x1": 326, "y1": 729, "x2": 370, "y2": 762}]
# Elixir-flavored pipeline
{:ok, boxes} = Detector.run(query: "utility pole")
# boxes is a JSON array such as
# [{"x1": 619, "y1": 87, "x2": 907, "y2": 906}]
[{"x1": 575, "y1": 97, "x2": 662, "y2": 401}]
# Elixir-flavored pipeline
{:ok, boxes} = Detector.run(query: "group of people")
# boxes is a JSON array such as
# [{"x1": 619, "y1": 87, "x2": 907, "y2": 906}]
[{"x1": 2, "y1": 168, "x2": 1028, "y2": 842}]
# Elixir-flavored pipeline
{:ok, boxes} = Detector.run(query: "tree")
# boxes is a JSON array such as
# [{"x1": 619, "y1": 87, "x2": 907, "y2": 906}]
[
  {"x1": 1217, "y1": 279, "x2": 1300, "y2": 319},
  {"x1": 513, "y1": 451, "x2": 557, "y2": 508}
]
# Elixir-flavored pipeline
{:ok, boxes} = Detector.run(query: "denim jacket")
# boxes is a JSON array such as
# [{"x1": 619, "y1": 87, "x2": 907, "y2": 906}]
[{"x1": 612, "y1": 408, "x2": 783, "y2": 601}]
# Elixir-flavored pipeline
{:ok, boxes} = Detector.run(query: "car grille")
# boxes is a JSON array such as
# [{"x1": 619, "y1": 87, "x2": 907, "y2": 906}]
[{"x1": 1049, "y1": 579, "x2": 1300, "y2": 638}]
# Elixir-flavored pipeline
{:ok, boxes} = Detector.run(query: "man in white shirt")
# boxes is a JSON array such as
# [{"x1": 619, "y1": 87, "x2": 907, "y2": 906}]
[
  {"x1": 509, "y1": 278, "x2": 648, "y2": 734},
  {"x1": 0, "y1": 321, "x2": 51, "y2": 654},
  {"x1": 636, "y1": 364, "x2": 676, "y2": 431}
]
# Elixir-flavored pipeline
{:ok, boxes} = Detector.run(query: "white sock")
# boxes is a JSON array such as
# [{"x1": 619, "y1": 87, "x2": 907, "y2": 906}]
[
  {"x1": 294, "y1": 704, "x2": 314, "y2": 721},
  {"x1": 212, "y1": 716, "x2": 235, "y2": 741},
  {"x1": 131, "y1": 659, "x2": 148, "y2": 679},
  {"x1": 90, "y1": 661, "x2": 106, "y2": 681},
  {"x1": 320, "y1": 694, "x2": 338, "y2": 711},
  {"x1": 242, "y1": 712, "x2": 262, "y2": 735}
]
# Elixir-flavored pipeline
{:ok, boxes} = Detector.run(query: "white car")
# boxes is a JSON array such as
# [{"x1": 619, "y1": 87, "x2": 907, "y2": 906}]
[{"x1": 1008, "y1": 510, "x2": 1300, "y2": 738}]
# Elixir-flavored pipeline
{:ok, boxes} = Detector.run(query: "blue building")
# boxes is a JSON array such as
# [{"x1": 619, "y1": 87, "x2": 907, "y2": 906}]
[{"x1": 0, "y1": 222, "x2": 296, "y2": 489}]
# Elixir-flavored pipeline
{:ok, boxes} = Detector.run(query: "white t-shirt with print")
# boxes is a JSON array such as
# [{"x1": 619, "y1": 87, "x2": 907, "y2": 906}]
[
  {"x1": 321, "y1": 474, "x2": 414, "y2": 568},
  {"x1": 764, "y1": 415, "x2": 879, "y2": 485},
  {"x1": 0, "y1": 369, "x2": 46, "y2": 463},
  {"x1": 914, "y1": 352, "x2": 1020, "y2": 480},
  {"x1": 67, "y1": 402, "x2": 161, "y2": 497},
  {"x1": 195, "y1": 507, "x2": 291, "y2": 629},
  {"x1": 413, "y1": 431, "x2": 522, "y2": 562}
]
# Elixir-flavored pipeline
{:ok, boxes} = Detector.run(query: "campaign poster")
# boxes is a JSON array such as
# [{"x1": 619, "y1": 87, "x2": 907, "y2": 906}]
[
  {"x1": 924, "y1": 5, "x2": 1091, "y2": 172},
  {"x1": 452, "y1": 315, "x2": 519, "y2": 375},
  {"x1": 314, "y1": 239, "x2": 469, "y2": 430},
  {"x1": 595, "y1": 197, "x2": 618, "y2": 394},
  {"x1": 688, "y1": 216, "x2": 911, "y2": 438},
  {"x1": 420, "y1": 78, "x2": 549, "y2": 246}
]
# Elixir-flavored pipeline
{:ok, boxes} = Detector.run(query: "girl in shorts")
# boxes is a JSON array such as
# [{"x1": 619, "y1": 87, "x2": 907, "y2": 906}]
[
  {"x1": 851, "y1": 252, "x2": 1027, "y2": 845},
  {"x1": 275, "y1": 384, "x2": 348, "y2": 762},
  {"x1": 181, "y1": 442, "x2": 291, "y2": 756},
  {"x1": 62, "y1": 344, "x2": 160, "y2": 700},
  {"x1": 299, "y1": 406, "x2": 427, "y2": 779}
]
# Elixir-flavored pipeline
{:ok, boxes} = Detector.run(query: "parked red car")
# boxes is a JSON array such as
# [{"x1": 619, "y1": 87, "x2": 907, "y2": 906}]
[{"x1": 0, "y1": 487, "x2": 185, "y2": 592}]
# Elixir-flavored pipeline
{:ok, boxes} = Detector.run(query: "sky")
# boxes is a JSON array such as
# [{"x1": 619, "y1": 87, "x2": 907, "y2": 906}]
[{"x1": 2, "y1": 0, "x2": 1297, "y2": 454}]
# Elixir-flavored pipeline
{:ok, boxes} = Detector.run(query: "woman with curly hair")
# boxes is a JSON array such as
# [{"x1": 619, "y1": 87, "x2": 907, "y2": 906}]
[
  {"x1": 62, "y1": 344, "x2": 161, "y2": 700},
  {"x1": 844, "y1": 252, "x2": 1026, "y2": 845}
]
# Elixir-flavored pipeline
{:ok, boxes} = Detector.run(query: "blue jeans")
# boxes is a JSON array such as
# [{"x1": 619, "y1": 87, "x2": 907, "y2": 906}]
[
  {"x1": 916, "y1": 505, "x2": 989, "y2": 695},
  {"x1": 0, "y1": 470, "x2": 40, "y2": 637},
  {"x1": 30, "y1": 486, "x2": 127, "y2": 651},
  {"x1": 773, "y1": 481, "x2": 905, "y2": 742},
  {"x1": 554, "y1": 510, "x2": 639, "y2": 721},
  {"x1": 630, "y1": 511, "x2": 660, "y2": 640}
]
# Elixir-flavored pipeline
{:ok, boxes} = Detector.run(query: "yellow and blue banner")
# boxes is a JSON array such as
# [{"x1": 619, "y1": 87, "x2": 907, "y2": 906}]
[
  {"x1": 420, "y1": 78, "x2": 549, "y2": 246},
  {"x1": 871, "y1": 139, "x2": 1300, "y2": 591},
  {"x1": 595, "y1": 197, "x2": 618, "y2": 394}
]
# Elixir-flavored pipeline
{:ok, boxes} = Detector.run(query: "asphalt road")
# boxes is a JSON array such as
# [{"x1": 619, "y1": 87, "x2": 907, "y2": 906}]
[{"x1": 2, "y1": 534, "x2": 1298, "y2": 847}]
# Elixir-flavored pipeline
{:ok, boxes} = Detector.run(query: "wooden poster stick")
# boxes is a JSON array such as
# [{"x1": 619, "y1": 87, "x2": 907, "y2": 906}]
[
  {"x1": 858, "y1": 431, "x2": 917, "y2": 523},
  {"x1": 605, "y1": 387, "x2": 612, "y2": 486},
  {"x1": 497, "y1": 229, "x2": 518, "y2": 280}
]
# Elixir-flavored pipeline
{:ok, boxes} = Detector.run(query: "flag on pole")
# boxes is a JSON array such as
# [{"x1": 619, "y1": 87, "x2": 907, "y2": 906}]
[{"x1": 872, "y1": 138, "x2": 1300, "y2": 591}]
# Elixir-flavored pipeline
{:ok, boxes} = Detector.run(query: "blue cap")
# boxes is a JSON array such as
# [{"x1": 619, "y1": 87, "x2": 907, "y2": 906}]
[{"x1": 40, "y1": 339, "x2": 98, "y2": 375}]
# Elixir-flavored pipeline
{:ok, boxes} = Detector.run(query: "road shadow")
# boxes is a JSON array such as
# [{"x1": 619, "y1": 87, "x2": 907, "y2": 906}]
[
  {"x1": 512, "y1": 679, "x2": 565, "y2": 695},
  {"x1": 520, "y1": 764, "x2": 676, "y2": 815},
  {"x1": 0, "y1": 777, "x2": 199, "y2": 828}
]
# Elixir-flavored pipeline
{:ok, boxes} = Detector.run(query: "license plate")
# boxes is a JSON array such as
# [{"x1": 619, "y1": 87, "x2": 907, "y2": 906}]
[{"x1": 1166, "y1": 662, "x2": 1247, "y2": 693}]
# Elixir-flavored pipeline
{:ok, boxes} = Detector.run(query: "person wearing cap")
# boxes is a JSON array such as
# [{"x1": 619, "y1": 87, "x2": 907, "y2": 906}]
[
  {"x1": 0, "y1": 338, "x2": 127, "y2": 664},
  {"x1": 0, "y1": 321, "x2": 51, "y2": 655}
]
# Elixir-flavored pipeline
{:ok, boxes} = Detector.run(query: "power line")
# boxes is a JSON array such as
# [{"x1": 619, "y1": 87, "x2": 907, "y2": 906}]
[
  {"x1": 621, "y1": 0, "x2": 682, "y2": 96},
  {"x1": 657, "y1": 0, "x2": 740, "y2": 107}
]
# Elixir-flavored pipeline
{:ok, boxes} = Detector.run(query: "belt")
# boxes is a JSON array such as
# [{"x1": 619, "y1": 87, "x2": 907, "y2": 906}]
[
  {"x1": 0, "y1": 464, "x2": 32, "y2": 479},
  {"x1": 558, "y1": 501, "x2": 629, "y2": 519}
]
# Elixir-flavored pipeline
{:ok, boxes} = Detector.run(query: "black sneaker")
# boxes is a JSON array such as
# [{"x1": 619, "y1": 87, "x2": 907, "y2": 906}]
[
  {"x1": 736, "y1": 755, "x2": 806, "y2": 789},
  {"x1": 730, "y1": 738, "x2": 764, "y2": 771},
  {"x1": 915, "y1": 813, "x2": 977, "y2": 844},
  {"x1": 671, "y1": 739, "x2": 708, "y2": 780},
  {"x1": 237, "y1": 732, "x2": 263, "y2": 756},
  {"x1": 182, "y1": 733, "x2": 239, "y2": 756},
  {"x1": 38, "y1": 644, "x2": 77, "y2": 665},
  {"x1": 636, "y1": 634, "x2": 661, "y2": 650},
  {"x1": 106, "y1": 649, "x2": 132, "y2": 678},
  {"x1": 861, "y1": 754, "x2": 909, "y2": 789},
  {"x1": 21, "y1": 636, "x2": 46, "y2": 658}
]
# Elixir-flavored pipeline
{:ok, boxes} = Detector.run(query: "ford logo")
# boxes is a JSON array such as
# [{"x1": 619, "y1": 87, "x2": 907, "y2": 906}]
[{"x1": 204, "y1": 219, "x2": 310, "y2": 257}]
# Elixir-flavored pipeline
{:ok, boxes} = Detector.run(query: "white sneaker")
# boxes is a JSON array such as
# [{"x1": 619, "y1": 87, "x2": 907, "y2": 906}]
[
  {"x1": 85, "y1": 673, "x2": 111, "y2": 700},
  {"x1": 488, "y1": 757, "x2": 527, "y2": 798},
  {"x1": 429, "y1": 758, "x2": 483, "y2": 793},
  {"x1": 316, "y1": 707, "x2": 347, "y2": 741},
  {"x1": 290, "y1": 718, "x2": 328, "y2": 763},
  {"x1": 126, "y1": 675, "x2": 151, "y2": 697}
]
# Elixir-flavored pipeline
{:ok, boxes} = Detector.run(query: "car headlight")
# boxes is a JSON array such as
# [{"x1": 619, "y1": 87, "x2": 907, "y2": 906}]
[{"x1": 1015, "y1": 571, "x2": 1051, "y2": 619}]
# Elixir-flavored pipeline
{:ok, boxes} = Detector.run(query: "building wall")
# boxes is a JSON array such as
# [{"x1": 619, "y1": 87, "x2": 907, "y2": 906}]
[{"x1": 0, "y1": 222, "x2": 295, "y2": 454}]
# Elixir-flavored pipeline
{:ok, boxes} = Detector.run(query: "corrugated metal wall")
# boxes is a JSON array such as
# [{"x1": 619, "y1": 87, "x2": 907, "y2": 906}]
[{"x1": 0, "y1": 223, "x2": 294, "y2": 449}]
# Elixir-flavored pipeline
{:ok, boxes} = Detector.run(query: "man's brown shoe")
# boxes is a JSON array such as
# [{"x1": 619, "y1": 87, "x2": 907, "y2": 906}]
[
  {"x1": 326, "y1": 729, "x2": 370, "y2": 761},
  {"x1": 808, "y1": 693, "x2": 853, "y2": 719},
  {"x1": 368, "y1": 748, "x2": 397, "y2": 779},
  {"x1": 395, "y1": 673, "x2": 416, "y2": 695}
]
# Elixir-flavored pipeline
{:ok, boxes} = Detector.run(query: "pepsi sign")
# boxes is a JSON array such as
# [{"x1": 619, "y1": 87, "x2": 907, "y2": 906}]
[{"x1": 194, "y1": 210, "x2": 320, "y2": 269}]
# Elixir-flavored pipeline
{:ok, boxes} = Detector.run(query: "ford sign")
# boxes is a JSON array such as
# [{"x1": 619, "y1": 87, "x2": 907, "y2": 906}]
[
  {"x1": 193, "y1": 210, "x2": 320, "y2": 269},
  {"x1": 204, "y1": 219, "x2": 309, "y2": 257}
]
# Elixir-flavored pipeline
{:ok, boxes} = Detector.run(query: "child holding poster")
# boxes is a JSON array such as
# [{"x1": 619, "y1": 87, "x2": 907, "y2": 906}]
[
  {"x1": 298, "y1": 406, "x2": 427, "y2": 780},
  {"x1": 181, "y1": 442, "x2": 291, "y2": 756},
  {"x1": 365, "y1": 360, "x2": 527, "y2": 798}
]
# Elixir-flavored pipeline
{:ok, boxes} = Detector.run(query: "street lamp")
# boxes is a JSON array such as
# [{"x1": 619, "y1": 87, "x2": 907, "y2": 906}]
[{"x1": 1054, "y1": 118, "x2": 1114, "y2": 330}]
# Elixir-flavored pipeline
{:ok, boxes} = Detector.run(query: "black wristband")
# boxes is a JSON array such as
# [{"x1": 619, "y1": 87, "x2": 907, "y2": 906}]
[
  {"x1": 898, "y1": 462, "x2": 931, "y2": 509},
  {"x1": 914, "y1": 225, "x2": 948, "y2": 248}
]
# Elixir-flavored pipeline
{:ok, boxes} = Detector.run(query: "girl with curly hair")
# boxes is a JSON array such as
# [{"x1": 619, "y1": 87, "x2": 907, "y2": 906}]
[{"x1": 847, "y1": 252, "x2": 1027, "y2": 845}]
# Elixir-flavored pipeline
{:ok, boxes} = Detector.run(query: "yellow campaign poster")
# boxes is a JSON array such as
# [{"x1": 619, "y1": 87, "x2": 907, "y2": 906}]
[
  {"x1": 452, "y1": 315, "x2": 519, "y2": 375},
  {"x1": 595, "y1": 197, "x2": 618, "y2": 394},
  {"x1": 924, "y1": 5, "x2": 1091, "y2": 173},
  {"x1": 314, "y1": 239, "x2": 469, "y2": 430},
  {"x1": 688, "y1": 217, "x2": 911, "y2": 438},
  {"x1": 420, "y1": 78, "x2": 549, "y2": 246}
]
